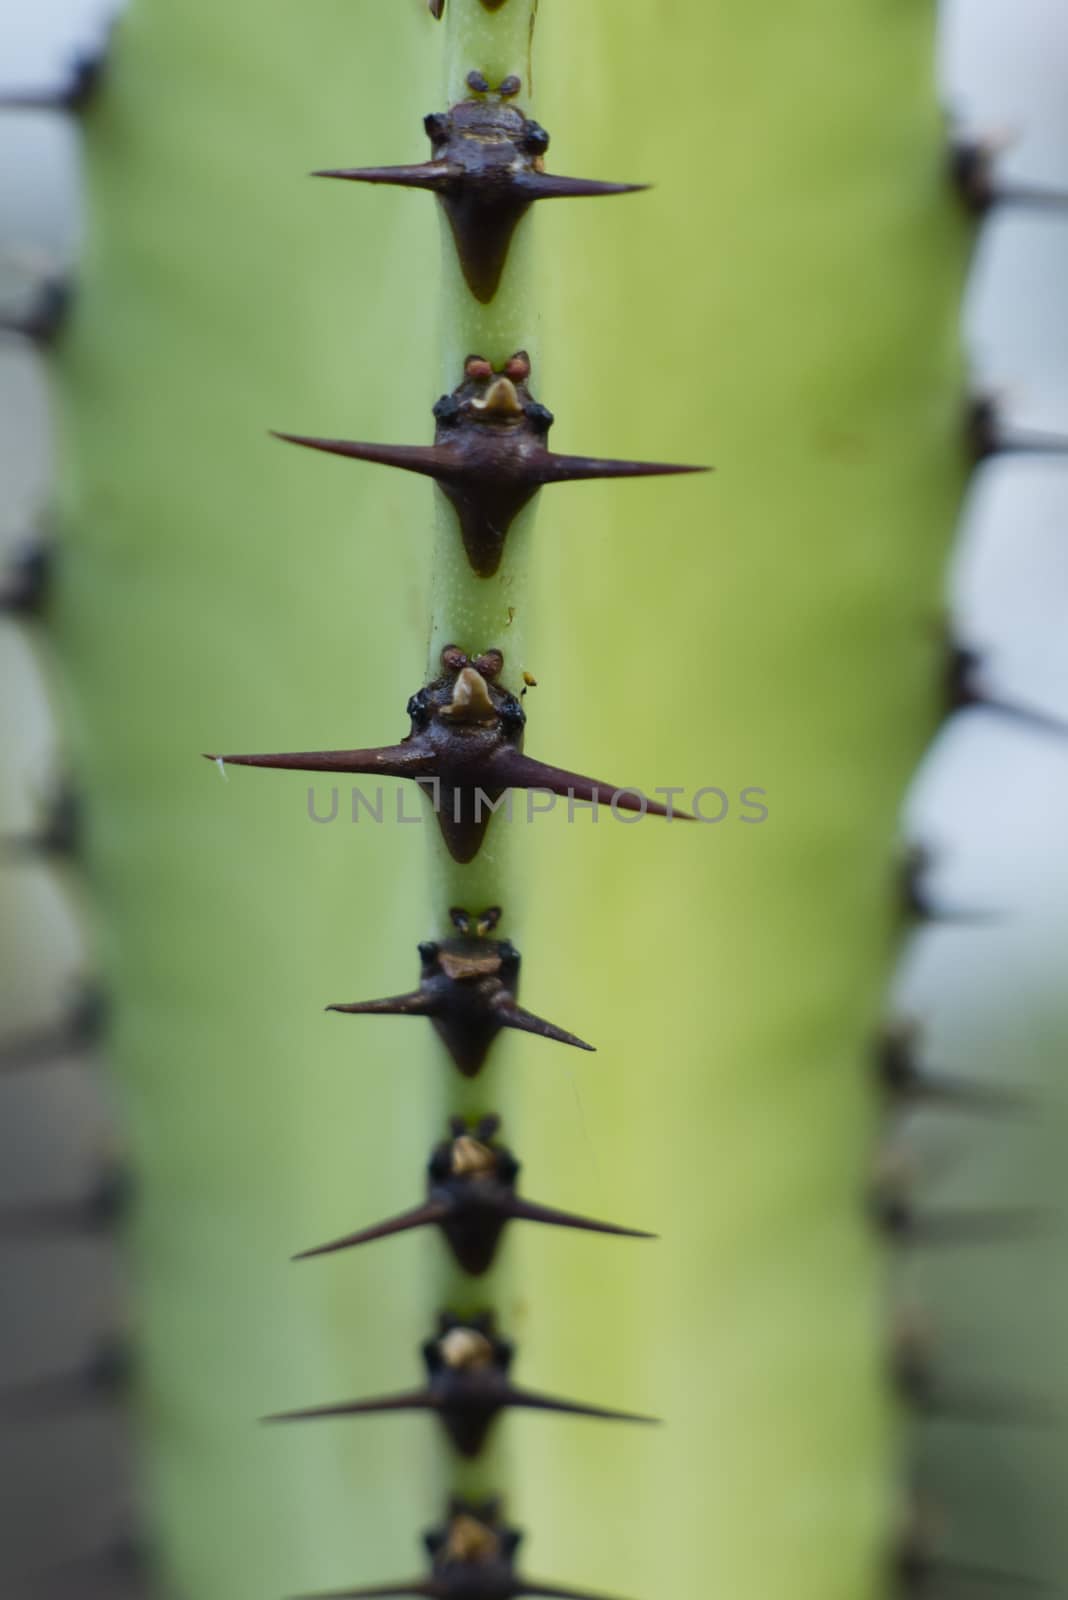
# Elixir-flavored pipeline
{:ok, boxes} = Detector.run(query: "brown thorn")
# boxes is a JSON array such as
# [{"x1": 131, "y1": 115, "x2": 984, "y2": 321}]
[
  {"x1": 272, "y1": 430, "x2": 455, "y2": 479},
  {"x1": 264, "y1": 1388, "x2": 434, "y2": 1424},
  {"x1": 501, "y1": 1384, "x2": 659, "y2": 1426},
  {"x1": 495, "y1": 1000, "x2": 595, "y2": 1053},
  {"x1": 326, "y1": 992, "x2": 432, "y2": 1019},
  {"x1": 311, "y1": 162, "x2": 457, "y2": 191},
  {"x1": 533, "y1": 452, "x2": 708, "y2": 485},
  {"x1": 205, "y1": 744, "x2": 427, "y2": 777},
  {"x1": 503, "y1": 1195, "x2": 654, "y2": 1240},
  {"x1": 293, "y1": 1201, "x2": 448, "y2": 1260},
  {"x1": 489, "y1": 750, "x2": 694, "y2": 818},
  {"x1": 508, "y1": 172, "x2": 648, "y2": 201}
]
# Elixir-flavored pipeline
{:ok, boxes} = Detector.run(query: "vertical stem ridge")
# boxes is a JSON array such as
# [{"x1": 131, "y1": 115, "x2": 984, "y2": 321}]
[{"x1": 430, "y1": 0, "x2": 541, "y2": 1512}]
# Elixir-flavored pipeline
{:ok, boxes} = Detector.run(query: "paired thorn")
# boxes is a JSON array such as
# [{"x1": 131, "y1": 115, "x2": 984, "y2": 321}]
[
  {"x1": 294, "y1": 1496, "x2": 631, "y2": 1600},
  {"x1": 273, "y1": 350, "x2": 704, "y2": 577},
  {"x1": 266, "y1": 1312, "x2": 657, "y2": 1458},
  {"x1": 0, "y1": 1161, "x2": 132, "y2": 1238},
  {"x1": 314, "y1": 84, "x2": 645, "y2": 302},
  {"x1": 296, "y1": 1114, "x2": 652, "y2": 1273},
  {"x1": 325, "y1": 916, "x2": 593, "y2": 1077},
  {"x1": 207, "y1": 646, "x2": 692, "y2": 863},
  {"x1": 0, "y1": 981, "x2": 107, "y2": 1073},
  {"x1": 0, "y1": 538, "x2": 51, "y2": 618},
  {"x1": 0, "y1": 1335, "x2": 132, "y2": 1422},
  {"x1": 875, "y1": 1022, "x2": 1032, "y2": 1116}
]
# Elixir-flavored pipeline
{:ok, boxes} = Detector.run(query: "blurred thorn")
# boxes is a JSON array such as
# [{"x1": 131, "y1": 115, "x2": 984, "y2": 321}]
[
  {"x1": 0, "y1": 1335, "x2": 133, "y2": 1422},
  {"x1": 873, "y1": 1194, "x2": 1054, "y2": 1248},
  {"x1": 0, "y1": 40, "x2": 111, "y2": 114},
  {"x1": 875, "y1": 1021, "x2": 1034, "y2": 1116},
  {"x1": 969, "y1": 396, "x2": 1068, "y2": 463},
  {"x1": 2, "y1": 778, "x2": 81, "y2": 861},
  {"x1": 947, "y1": 644, "x2": 1068, "y2": 741},
  {"x1": 289, "y1": 1494, "x2": 636, "y2": 1599},
  {"x1": 891, "y1": 1318, "x2": 1059, "y2": 1427},
  {"x1": 0, "y1": 539, "x2": 52, "y2": 619},
  {"x1": 896, "y1": 1516, "x2": 1057, "y2": 1594},
  {"x1": 898, "y1": 844, "x2": 1002, "y2": 926},
  {"x1": 870, "y1": 1149, "x2": 1053, "y2": 1246},
  {"x1": 0, "y1": 1161, "x2": 133, "y2": 1238},
  {"x1": 0, "y1": 278, "x2": 73, "y2": 346},
  {"x1": 948, "y1": 137, "x2": 1068, "y2": 216},
  {"x1": 20, "y1": 1528, "x2": 152, "y2": 1599},
  {"x1": 0, "y1": 981, "x2": 108, "y2": 1073}
]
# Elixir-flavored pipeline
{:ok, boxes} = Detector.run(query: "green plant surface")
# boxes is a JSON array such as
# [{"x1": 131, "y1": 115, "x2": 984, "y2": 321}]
[
  {"x1": 53, "y1": 3, "x2": 967, "y2": 1599},
  {"x1": 516, "y1": 10, "x2": 967, "y2": 1597}
]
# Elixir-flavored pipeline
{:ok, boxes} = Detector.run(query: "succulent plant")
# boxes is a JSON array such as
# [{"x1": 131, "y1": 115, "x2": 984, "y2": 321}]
[{"x1": 14, "y1": 5, "x2": 1068, "y2": 1600}]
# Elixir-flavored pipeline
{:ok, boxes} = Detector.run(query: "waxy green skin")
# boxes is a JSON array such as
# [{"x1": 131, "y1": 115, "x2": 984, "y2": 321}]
[{"x1": 53, "y1": 1, "x2": 967, "y2": 1598}]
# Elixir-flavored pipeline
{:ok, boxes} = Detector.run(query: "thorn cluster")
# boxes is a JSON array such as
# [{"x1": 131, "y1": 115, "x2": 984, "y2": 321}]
[
  {"x1": 326, "y1": 928, "x2": 593, "y2": 1075},
  {"x1": 269, "y1": 1310, "x2": 655, "y2": 1458},
  {"x1": 315, "y1": 82, "x2": 646, "y2": 303},
  {"x1": 209, "y1": 645, "x2": 690, "y2": 863},
  {"x1": 296, "y1": 1115, "x2": 652, "y2": 1273},
  {"x1": 295, "y1": 1496, "x2": 629, "y2": 1599},
  {"x1": 274, "y1": 350, "x2": 704, "y2": 577}
]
